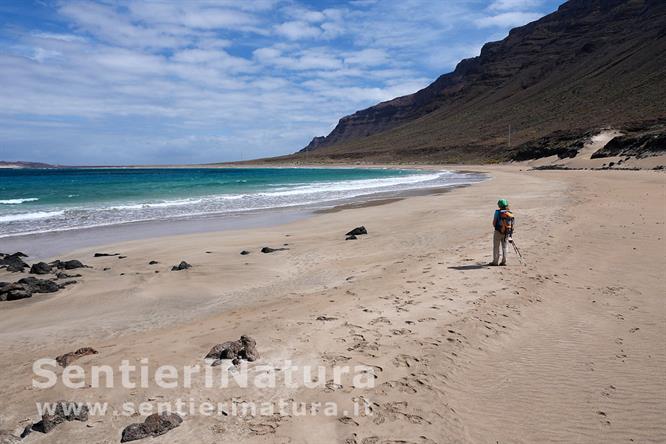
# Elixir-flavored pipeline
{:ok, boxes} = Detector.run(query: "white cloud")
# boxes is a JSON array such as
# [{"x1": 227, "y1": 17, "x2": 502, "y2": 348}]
[
  {"x1": 344, "y1": 48, "x2": 388, "y2": 67},
  {"x1": 275, "y1": 21, "x2": 322, "y2": 40},
  {"x1": 0, "y1": 0, "x2": 556, "y2": 163},
  {"x1": 488, "y1": 0, "x2": 543, "y2": 11},
  {"x1": 475, "y1": 11, "x2": 544, "y2": 28}
]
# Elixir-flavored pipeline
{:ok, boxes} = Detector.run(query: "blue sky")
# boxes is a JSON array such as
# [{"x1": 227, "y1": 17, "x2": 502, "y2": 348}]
[{"x1": 0, "y1": 0, "x2": 563, "y2": 165}]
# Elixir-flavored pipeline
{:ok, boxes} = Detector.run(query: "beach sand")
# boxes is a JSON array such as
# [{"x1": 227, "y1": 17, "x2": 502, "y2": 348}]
[{"x1": 0, "y1": 166, "x2": 664, "y2": 443}]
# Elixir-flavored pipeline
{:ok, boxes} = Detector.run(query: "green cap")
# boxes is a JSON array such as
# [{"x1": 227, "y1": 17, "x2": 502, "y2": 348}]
[{"x1": 498, "y1": 199, "x2": 509, "y2": 209}]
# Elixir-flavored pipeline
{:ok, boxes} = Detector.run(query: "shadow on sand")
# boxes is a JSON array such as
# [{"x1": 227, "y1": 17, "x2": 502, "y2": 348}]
[{"x1": 448, "y1": 264, "x2": 488, "y2": 270}]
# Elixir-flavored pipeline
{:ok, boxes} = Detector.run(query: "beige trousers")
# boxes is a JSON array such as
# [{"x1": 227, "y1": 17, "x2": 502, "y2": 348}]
[{"x1": 493, "y1": 230, "x2": 508, "y2": 264}]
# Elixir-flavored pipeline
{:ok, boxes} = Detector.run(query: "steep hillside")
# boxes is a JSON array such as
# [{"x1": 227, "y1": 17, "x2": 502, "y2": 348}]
[{"x1": 292, "y1": 0, "x2": 666, "y2": 163}]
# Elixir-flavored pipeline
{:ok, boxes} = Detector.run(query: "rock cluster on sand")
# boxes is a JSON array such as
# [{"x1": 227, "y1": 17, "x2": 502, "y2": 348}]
[
  {"x1": 170, "y1": 261, "x2": 192, "y2": 271},
  {"x1": 55, "y1": 347, "x2": 99, "y2": 367},
  {"x1": 27, "y1": 401, "x2": 89, "y2": 434},
  {"x1": 0, "y1": 252, "x2": 29, "y2": 272},
  {"x1": 120, "y1": 412, "x2": 182, "y2": 442},
  {"x1": 205, "y1": 335, "x2": 259, "y2": 366},
  {"x1": 0, "y1": 277, "x2": 68, "y2": 301}
]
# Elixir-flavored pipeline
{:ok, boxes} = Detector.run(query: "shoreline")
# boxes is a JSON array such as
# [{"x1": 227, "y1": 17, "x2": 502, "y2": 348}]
[
  {"x1": 1, "y1": 168, "x2": 485, "y2": 259},
  {"x1": 0, "y1": 166, "x2": 663, "y2": 443}
]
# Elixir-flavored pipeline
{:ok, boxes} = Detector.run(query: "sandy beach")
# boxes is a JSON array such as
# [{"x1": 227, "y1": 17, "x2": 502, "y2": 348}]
[{"x1": 0, "y1": 166, "x2": 664, "y2": 443}]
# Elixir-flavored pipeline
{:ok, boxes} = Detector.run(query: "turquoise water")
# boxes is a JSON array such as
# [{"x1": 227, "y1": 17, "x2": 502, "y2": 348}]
[{"x1": 0, "y1": 167, "x2": 482, "y2": 237}]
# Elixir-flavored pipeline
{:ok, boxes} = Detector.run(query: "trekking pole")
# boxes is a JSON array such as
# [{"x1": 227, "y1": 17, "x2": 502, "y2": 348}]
[{"x1": 510, "y1": 239, "x2": 525, "y2": 265}]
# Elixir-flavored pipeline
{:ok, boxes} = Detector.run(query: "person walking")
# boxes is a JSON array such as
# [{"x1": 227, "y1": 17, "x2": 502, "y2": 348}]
[{"x1": 489, "y1": 199, "x2": 514, "y2": 266}]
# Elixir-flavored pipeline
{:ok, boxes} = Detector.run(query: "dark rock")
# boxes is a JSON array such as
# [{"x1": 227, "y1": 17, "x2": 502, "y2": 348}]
[
  {"x1": 118, "y1": 256, "x2": 127, "y2": 259},
  {"x1": 31, "y1": 401, "x2": 88, "y2": 433},
  {"x1": 240, "y1": 250, "x2": 250, "y2": 255},
  {"x1": 0, "y1": 283, "x2": 32, "y2": 301},
  {"x1": 30, "y1": 262, "x2": 52, "y2": 275},
  {"x1": 94, "y1": 253, "x2": 119, "y2": 257},
  {"x1": 239, "y1": 335, "x2": 259, "y2": 361},
  {"x1": 345, "y1": 226, "x2": 367, "y2": 236},
  {"x1": 170, "y1": 261, "x2": 191, "y2": 271},
  {"x1": 261, "y1": 247, "x2": 289, "y2": 253},
  {"x1": 18, "y1": 277, "x2": 61, "y2": 293},
  {"x1": 56, "y1": 347, "x2": 98, "y2": 367},
  {"x1": 148, "y1": 260, "x2": 159, "y2": 265},
  {"x1": 103, "y1": 267, "x2": 111, "y2": 271},
  {"x1": 56, "y1": 271, "x2": 81, "y2": 279},
  {"x1": 120, "y1": 412, "x2": 183, "y2": 442},
  {"x1": 511, "y1": 129, "x2": 591, "y2": 161},
  {"x1": 316, "y1": 316, "x2": 338, "y2": 321},
  {"x1": 20, "y1": 426, "x2": 32, "y2": 439},
  {"x1": 346, "y1": 235, "x2": 357, "y2": 240},
  {"x1": 592, "y1": 130, "x2": 666, "y2": 158},
  {"x1": 51, "y1": 259, "x2": 87, "y2": 270},
  {"x1": 205, "y1": 335, "x2": 259, "y2": 363},
  {"x1": 0, "y1": 253, "x2": 30, "y2": 272}
]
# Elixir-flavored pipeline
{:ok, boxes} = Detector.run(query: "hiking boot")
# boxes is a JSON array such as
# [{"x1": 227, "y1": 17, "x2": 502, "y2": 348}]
[
  {"x1": 499, "y1": 261, "x2": 506, "y2": 266},
  {"x1": 487, "y1": 262, "x2": 498, "y2": 266}
]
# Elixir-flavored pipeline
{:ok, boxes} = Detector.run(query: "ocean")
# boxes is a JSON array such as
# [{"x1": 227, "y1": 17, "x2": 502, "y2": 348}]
[{"x1": 0, "y1": 167, "x2": 483, "y2": 238}]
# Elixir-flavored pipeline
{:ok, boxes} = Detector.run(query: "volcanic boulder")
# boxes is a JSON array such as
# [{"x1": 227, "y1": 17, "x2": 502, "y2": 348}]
[
  {"x1": 31, "y1": 401, "x2": 89, "y2": 434},
  {"x1": 120, "y1": 412, "x2": 183, "y2": 442},
  {"x1": 55, "y1": 347, "x2": 99, "y2": 367},
  {"x1": 205, "y1": 335, "x2": 259, "y2": 364}
]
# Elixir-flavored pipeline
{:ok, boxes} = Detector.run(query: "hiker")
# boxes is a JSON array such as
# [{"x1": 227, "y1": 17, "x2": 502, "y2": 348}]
[{"x1": 489, "y1": 199, "x2": 514, "y2": 266}]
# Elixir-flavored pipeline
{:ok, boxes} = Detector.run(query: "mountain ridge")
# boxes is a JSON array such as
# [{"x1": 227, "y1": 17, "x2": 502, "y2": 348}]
[{"x1": 293, "y1": 0, "x2": 666, "y2": 163}]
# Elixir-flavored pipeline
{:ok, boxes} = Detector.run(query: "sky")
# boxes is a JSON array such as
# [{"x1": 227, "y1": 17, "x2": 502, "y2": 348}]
[{"x1": 0, "y1": 0, "x2": 563, "y2": 165}]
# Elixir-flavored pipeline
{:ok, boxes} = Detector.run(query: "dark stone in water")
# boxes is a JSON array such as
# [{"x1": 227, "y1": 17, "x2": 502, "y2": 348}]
[
  {"x1": 345, "y1": 226, "x2": 367, "y2": 236},
  {"x1": 171, "y1": 261, "x2": 192, "y2": 271},
  {"x1": 149, "y1": 260, "x2": 159, "y2": 265},
  {"x1": 240, "y1": 250, "x2": 250, "y2": 255},
  {"x1": 94, "y1": 253, "x2": 119, "y2": 257},
  {"x1": 120, "y1": 412, "x2": 183, "y2": 442}
]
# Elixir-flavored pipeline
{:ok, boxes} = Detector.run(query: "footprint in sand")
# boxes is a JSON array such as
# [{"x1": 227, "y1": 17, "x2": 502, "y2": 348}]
[{"x1": 393, "y1": 354, "x2": 421, "y2": 368}]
